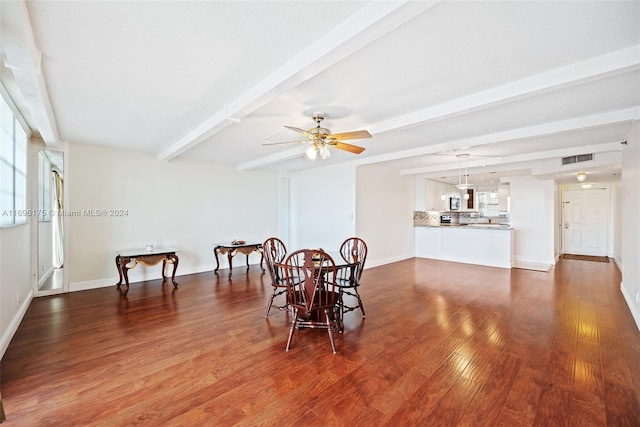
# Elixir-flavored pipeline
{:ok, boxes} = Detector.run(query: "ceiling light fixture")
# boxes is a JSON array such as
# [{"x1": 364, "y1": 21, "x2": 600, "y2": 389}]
[
  {"x1": 456, "y1": 154, "x2": 470, "y2": 190},
  {"x1": 576, "y1": 172, "x2": 586, "y2": 182},
  {"x1": 304, "y1": 141, "x2": 331, "y2": 160},
  {"x1": 318, "y1": 144, "x2": 331, "y2": 159},
  {"x1": 305, "y1": 144, "x2": 317, "y2": 160}
]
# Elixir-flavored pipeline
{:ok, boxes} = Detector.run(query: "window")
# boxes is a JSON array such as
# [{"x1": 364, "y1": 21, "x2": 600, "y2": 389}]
[{"x1": 1, "y1": 93, "x2": 28, "y2": 227}]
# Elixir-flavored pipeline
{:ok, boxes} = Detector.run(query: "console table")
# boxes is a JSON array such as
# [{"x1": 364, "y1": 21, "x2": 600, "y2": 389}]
[
  {"x1": 214, "y1": 242, "x2": 264, "y2": 279},
  {"x1": 115, "y1": 247, "x2": 179, "y2": 296}
]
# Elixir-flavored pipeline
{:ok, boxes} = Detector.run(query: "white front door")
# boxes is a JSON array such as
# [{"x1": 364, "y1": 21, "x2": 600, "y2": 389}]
[{"x1": 562, "y1": 187, "x2": 609, "y2": 256}]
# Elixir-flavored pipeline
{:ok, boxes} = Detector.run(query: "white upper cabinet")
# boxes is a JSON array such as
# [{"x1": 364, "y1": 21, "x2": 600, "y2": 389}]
[{"x1": 425, "y1": 179, "x2": 450, "y2": 211}]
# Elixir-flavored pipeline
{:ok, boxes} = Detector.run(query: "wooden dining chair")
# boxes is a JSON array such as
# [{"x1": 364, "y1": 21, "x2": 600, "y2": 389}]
[
  {"x1": 281, "y1": 249, "x2": 341, "y2": 353},
  {"x1": 337, "y1": 237, "x2": 368, "y2": 319},
  {"x1": 262, "y1": 237, "x2": 289, "y2": 317}
]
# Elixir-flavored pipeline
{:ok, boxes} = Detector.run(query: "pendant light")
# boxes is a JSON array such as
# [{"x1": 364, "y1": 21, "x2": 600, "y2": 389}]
[{"x1": 456, "y1": 154, "x2": 470, "y2": 190}]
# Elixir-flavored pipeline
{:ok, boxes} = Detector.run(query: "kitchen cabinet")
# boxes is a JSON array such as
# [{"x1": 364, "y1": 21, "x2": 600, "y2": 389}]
[
  {"x1": 415, "y1": 226, "x2": 442, "y2": 258},
  {"x1": 425, "y1": 179, "x2": 451, "y2": 211}
]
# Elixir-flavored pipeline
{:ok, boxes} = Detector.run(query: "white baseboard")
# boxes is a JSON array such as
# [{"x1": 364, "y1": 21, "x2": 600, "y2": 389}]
[
  {"x1": 365, "y1": 253, "x2": 413, "y2": 269},
  {"x1": 620, "y1": 281, "x2": 640, "y2": 332},
  {"x1": 69, "y1": 263, "x2": 256, "y2": 293},
  {"x1": 613, "y1": 256, "x2": 622, "y2": 271},
  {"x1": 70, "y1": 277, "x2": 119, "y2": 292},
  {"x1": 512, "y1": 257, "x2": 553, "y2": 272},
  {"x1": 71, "y1": 254, "x2": 414, "y2": 292},
  {"x1": 0, "y1": 289, "x2": 34, "y2": 359}
]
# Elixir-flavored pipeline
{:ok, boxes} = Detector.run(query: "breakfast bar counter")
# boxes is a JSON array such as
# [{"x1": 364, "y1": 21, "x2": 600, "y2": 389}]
[{"x1": 415, "y1": 225, "x2": 513, "y2": 269}]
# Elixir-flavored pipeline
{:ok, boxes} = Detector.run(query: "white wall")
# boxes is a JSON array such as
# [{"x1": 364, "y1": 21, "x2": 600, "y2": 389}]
[
  {"x1": 554, "y1": 182, "x2": 561, "y2": 260},
  {"x1": 621, "y1": 121, "x2": 640, "y2": 329},
  {"x1": 613, "y1": 178, "x2": 622, "y2": 266},
  {"x1": 288, "y1": 162, "x2": 414, "y2": 268},
  {"x1": 356, "y1": 164, "x2": 414, "y2": 267},
  {"x1": 288, "y1": 163, "x2": 356, "y2": 252},
  {"x1": 67, "y1": 143, "x2": 279, "y2": 289},
  {"x1": 414, "y1": 177, "x2": 427, "y2": 211},
  {"x1": 0, "y1": 138, "x2": 39, "y2": 358},
  {"x1": 506, "y1": 176, "x2": 556, "y2": 271},
  {"x1": 0, "y1": 224, "x2": 33, "y2": 357}
]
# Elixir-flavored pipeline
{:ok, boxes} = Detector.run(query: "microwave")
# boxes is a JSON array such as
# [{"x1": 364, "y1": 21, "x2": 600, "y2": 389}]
[{"x1": 449, "y1": 197, "x2": 460, "y2": 211}]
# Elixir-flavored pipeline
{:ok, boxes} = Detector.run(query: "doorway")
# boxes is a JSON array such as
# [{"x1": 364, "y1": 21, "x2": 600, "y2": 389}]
[
  {"x1": 561, "y1": 186, "x2": 610, "y2": 257},
  {"x1": 36, "y1": 149, "x2": 66, "y2": 295}
]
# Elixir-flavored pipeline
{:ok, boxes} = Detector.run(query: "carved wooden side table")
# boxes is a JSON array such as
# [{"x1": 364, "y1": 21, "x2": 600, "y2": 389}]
[
  {"x1": 115, "y1": 247, "x2": 179, "y2": 296},
  {"x1": 213, "y1": 242, "x2": 264, "y2": 279}
]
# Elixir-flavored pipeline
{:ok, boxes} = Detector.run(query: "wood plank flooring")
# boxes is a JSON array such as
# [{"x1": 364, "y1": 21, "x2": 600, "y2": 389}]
[{"x1": 1, "y1": 257, "x2": 639, "y2": 426}]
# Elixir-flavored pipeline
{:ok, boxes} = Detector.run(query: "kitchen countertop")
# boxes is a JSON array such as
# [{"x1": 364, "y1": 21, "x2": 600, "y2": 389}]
[{"x1": 415, "y1": 223, "x2": 513, "y2": 230}]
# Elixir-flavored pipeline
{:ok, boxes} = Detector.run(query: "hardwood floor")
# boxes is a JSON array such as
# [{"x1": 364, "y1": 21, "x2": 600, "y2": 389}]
[{"x1": 1, "y1": 257, "x2": 639, "y2": 426}]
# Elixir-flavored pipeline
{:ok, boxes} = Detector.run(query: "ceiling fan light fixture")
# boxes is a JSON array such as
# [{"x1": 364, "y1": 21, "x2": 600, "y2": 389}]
[
  {"x1": 275, "y1": 112, "x2": 371, "y2": 159},
  {"x1": 305, "y1": 145, "x2": 317, "y2": 160},
  {"x1": 304, "y1": 141, "x2": 332, "y2": 160},
  {"x1": 318, "y1": 144, "x2": 331, "y2": 159},
  {"x1": 576, "y1": 172, "x2": 586, "y2": 182}
]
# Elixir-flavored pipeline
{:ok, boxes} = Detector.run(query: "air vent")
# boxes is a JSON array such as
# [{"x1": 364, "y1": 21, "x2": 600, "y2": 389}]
[{"x1": 562, "y1": 153, "x2": 593, "y2": 165}]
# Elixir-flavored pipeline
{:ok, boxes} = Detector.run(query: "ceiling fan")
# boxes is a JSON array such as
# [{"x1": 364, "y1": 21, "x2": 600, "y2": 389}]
[{"x1": 262, "y1": 112, "x2": 372, "y2": 160}]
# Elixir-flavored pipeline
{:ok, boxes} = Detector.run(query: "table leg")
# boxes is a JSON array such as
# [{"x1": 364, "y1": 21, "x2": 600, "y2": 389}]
[
  {"x1": 116, "y1": 256, "x2": 132, "y2": 296},
  {"x1": 338, "y1": 291, "x2": 344, "y2": 333},
  {"x1": 213, "y1": 246, "x2": 221, "y2": 273},
  {"x1": 227, "y1": 249, "x2": 234, "y2": 279},
  {"x1": 115, "y1": 255, "x2": 124, "y2": 287},
  {"x1": 259, "y1": 248, "x2": 265, "y2": 272},
  {"x1": 168, "y1": 254, "x2": 179, "y2": 287},
  {"x1": 246, "y1": 253, "x2": 250, "y2": 272}
]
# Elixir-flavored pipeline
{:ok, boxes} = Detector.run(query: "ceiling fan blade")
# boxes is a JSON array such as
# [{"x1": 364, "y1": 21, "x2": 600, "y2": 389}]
[
  {"x1": 333, "y1": 141, "x2": 366, "y2": 154},
  {"x1": 328, "y1": 130, "x2": 371, "y2": 141},
  {"x1": 284, "y1": 126, "x2": 311, "y2": 137}
]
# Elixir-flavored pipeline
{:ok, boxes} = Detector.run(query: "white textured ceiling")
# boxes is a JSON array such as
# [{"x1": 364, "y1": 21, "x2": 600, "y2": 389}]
[{"x1": 1, "y1": 0, "x2": 639, "y2": 186}]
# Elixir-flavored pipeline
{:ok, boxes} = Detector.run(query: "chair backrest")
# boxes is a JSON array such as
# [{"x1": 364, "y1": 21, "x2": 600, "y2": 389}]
[
  {"x1": 263, "y1": 237, "x2": 287, "y2": 286},
  {"x1": 283, "y1": 249, "x2": 337, "y2": 313},
  {"x1": 339, "y1": 237, "x2": 368, "y2": 282}
]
